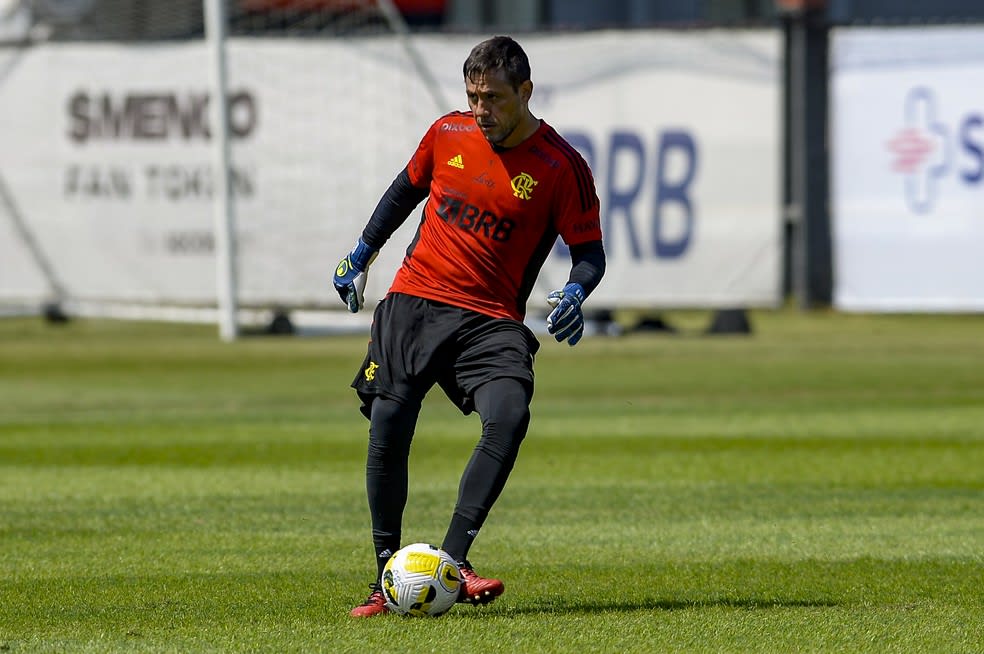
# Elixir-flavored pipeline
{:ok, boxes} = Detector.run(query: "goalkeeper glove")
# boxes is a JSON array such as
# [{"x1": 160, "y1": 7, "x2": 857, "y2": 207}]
[
  {"x1": 333, "y1": 239, "x2": 378, "y2": 313},
  {"x1": 546, "y1": 282, "x2": 586, "y2": 347}
]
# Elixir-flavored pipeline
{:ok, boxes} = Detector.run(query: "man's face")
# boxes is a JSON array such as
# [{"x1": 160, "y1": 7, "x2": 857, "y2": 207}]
[{"x1": 465, "y1": 68, "x2": 531, "y2": 147}]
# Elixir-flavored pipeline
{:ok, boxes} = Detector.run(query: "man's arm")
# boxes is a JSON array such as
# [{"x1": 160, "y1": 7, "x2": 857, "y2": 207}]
[
  {"x1": 333, "y1": 167, "x2": 429, "y2": 312},
  {"x1": 361, "y1": 167, "x2": 430, "y2": 249},
  {"x1": 566, "y1": 240, "x2": 606, "y2": 295},
  {"x1": 547, "y1": 239, "x2": 606, "y2": 346}
]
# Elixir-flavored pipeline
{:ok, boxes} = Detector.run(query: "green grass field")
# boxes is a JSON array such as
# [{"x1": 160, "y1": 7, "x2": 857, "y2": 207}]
[{"x1": 1, "y1": 311, "x2": 982, "y2": 653}]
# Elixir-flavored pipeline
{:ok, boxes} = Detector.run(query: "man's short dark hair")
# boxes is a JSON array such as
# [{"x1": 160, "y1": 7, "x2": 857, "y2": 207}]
[{"x1": 463, "y1": 36, "x2": 531, "y2": 91}]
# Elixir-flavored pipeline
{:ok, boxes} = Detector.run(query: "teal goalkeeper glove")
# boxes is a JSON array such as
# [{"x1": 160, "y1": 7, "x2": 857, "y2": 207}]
[
  {"x1": 333, "y1": 239, "x2": 378, "y2": 313},
  {"x1": 546, "y1": 282, "x2": 586, "y2": 346}
]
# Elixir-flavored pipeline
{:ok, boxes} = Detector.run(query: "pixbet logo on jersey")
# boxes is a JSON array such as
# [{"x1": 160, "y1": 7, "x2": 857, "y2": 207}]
[{"x1": 886, "y1": 87, "x2": 984, "y2": 214}]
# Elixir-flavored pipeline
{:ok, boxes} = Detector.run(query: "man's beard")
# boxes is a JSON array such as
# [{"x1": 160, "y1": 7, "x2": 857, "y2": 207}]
[{"x1": 483, "y1": 116, "x2": 521, "y2": 146}]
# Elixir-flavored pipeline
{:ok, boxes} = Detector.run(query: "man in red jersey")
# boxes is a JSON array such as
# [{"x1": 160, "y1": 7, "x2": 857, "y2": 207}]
[{"x1": 334, "y1": 35, "x2": 605, "y2": 617}]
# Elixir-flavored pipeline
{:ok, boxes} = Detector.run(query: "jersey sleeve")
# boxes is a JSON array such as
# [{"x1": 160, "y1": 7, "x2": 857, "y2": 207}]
[
  {"x1": 406, "y1": 117, "x2": 441, "y2": 188},
  {"x1": 553, "y1": 156, "x2": 603, "y2": 247}
]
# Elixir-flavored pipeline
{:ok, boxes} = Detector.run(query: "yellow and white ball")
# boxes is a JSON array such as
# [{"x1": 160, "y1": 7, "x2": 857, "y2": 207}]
[{"x1": 381, "y1": 543, "x2": 461, "y2": 617}]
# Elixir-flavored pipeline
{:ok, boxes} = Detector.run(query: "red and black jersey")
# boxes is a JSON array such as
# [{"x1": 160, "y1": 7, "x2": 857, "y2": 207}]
[{"x1": 389, "y1": 112, "x2": 602, "y2": 321}]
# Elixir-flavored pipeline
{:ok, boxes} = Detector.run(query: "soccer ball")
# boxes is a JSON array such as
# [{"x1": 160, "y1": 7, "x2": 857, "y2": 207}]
[{"x1": 381, "y1": 543, "x2": 461, "y2": 617}]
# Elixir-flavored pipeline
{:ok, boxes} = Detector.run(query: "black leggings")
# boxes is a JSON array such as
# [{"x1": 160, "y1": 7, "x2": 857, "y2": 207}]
[{"x1": 365, "y1": 377, "x2": 531, "y2": 575}]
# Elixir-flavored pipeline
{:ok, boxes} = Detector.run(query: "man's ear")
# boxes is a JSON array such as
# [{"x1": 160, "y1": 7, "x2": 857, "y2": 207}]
[{"x1": 520, "y1": 80, "x2": 533, "y2": 103}]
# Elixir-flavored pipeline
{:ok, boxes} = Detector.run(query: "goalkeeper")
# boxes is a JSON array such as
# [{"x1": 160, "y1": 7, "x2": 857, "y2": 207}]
[{"x1": 335, "y1": 35, "x2": 606, "y2": 617}]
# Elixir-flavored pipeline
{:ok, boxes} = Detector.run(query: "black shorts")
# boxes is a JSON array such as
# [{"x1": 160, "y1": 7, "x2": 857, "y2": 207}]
[{"x1": 351, "y1": 293, "x2": 540, "y2": 418}]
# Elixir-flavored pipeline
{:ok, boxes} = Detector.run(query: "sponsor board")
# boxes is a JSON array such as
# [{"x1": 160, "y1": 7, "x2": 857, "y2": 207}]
[
  {"x1": 0, "y1": 33, "x2": 780, "y2": 310},
  {"x1": 832, "y1": 26, "x2": 984, "y2": 311}
]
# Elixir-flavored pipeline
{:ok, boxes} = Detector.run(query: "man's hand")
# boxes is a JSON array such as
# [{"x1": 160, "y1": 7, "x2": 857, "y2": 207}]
[
  {"x1": 333, "y1": 239, "x2": 378, "y2": 313},
  {"x1": 546, "y1": 282, "x2": 586, "y2": 346}
]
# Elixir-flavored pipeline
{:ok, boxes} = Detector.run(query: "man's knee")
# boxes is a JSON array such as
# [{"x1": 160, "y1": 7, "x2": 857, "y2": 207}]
[
  {"x1": 475, "y1": 378, "x2": 531, "y2": 451},
  {"x1": 368, "y1": 396, "x2": 420, "y2": 457}
]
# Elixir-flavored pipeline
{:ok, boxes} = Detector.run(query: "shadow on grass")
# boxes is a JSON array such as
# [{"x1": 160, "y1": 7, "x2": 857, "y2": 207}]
[{"x1": 460, "y1": 596, "x2": 840, "y2": 617}]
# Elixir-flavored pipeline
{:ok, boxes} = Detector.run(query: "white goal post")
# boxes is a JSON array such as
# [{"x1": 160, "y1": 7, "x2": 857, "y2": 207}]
[{"x1": 204, "y1": 0, "x2": 237, "y2": 340}]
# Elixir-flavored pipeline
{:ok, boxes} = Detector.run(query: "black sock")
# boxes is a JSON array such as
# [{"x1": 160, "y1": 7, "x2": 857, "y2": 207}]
[
  {"x1": 365, "y1": 397, "x2": 420, "y2": 583},
  {"x1": 442, "y1": 512, "x2": 480, "y2": 563},
  {"x1": 374, "y1": 546, "x2": 395, "y2": 583}
]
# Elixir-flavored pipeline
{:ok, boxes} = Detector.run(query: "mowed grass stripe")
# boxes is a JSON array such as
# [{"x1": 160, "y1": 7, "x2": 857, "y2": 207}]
[{"x1": 0, "y1": 313, "x2": 982, "y2": 653}]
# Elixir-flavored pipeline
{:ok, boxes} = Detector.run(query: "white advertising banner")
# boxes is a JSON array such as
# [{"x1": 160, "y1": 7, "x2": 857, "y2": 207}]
[
  {"x1": 0, "y1": 32, "x2": 781, "y2": 312},
  {"x1": 832, "y1": 27, "x2": 984, "y2": 311}
]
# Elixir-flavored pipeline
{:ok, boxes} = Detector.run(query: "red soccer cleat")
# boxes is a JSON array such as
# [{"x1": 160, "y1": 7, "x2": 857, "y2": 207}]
[
  {"x1": 349, "y1": 585, "x2": 389, "y2": 617},
  {"x1": 457, "y1": 561, "x2": 505, "y2": 606}
]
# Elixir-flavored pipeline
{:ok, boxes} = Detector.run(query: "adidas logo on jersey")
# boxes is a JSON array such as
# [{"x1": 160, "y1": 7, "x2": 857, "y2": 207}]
[{"x1": 447, "y1": 154, "x2": 464, "y2": 169}]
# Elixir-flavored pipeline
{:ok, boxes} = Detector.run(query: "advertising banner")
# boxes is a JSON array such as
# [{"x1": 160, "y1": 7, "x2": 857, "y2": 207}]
[
  {"x1": 832, "y1": 27, "x2": 984, "y2": 311},
  {"x1": 0, "y1": 32, "x2": 781, "y2": 312}
]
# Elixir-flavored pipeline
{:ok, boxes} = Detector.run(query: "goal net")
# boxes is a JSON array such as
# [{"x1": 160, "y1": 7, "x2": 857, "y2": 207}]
[
  {"x1": 0, "y1": 0, "x2": 451, "y2": 334},
  {"x1": 219, "y1": 0, "x2": 451, "y2": 333}
]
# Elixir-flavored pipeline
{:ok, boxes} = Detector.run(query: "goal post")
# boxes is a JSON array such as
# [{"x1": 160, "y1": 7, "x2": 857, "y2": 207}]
[{"x1": 204, "y1": 0, "x2": 238, "y2": 341}]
